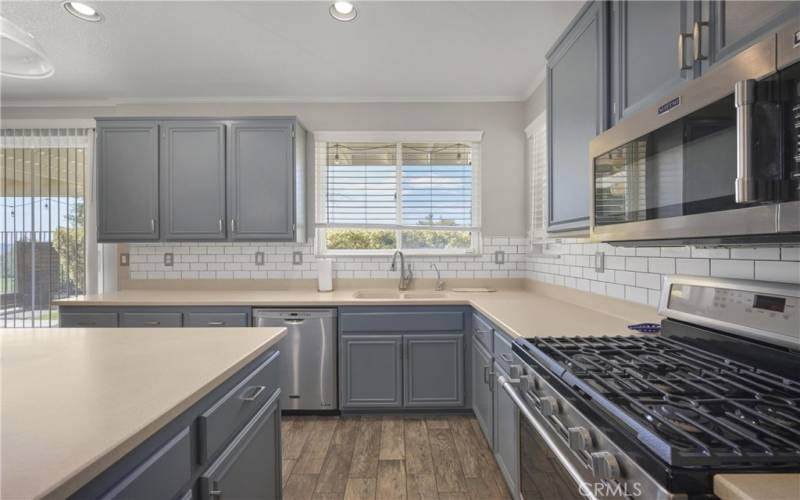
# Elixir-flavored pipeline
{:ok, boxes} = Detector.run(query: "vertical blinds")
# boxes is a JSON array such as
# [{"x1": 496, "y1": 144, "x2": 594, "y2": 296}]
[
  {"x1": 1, "y1": 128, "x2": 90, "y2": 327},
  {"x1": 316, "y1": 140, "x2": 480, "y2": 230},
  {"x1": 528, "y1": 116, "x2": 547, "y2": 242}
]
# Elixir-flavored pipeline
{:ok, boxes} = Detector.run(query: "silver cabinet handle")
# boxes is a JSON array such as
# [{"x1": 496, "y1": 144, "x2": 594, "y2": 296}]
[
  {"x1": 150, "y1": 219, "x2": 156, "y2": 233},
  {"x1": 488, "y1": 371, "x2": 495, "y2": 392},
  {"x1": 143, "y1": 321, "x2": 161, "y2": 326},
  {"x1": 692, "y1": 20, "x2": 708, "y2": 61},
  {"x1": 218, "y1": 218, "x2": 223, "y2": 233},
  {"x1": 230, "y1": 218, "x2": 237, "y2": 233},
  {"x1": 483, "y1": 365, "x2": 490, "y2": 384},
  {"x1": 735, "y1": 79, "x2": 756, "y2": 203},
  {"x1": 207, "y1": 321, "x2": 225, "y2": 326},
  {"x1": 238, "y1": 385, "x2": 267, "y2": 401},
  {"x1": 209, "y1": 489, "x2": 222, "y2": 499},
  {"x1": 677, "y1": 31, "x2": 693, "y2": 70},
  {"x1": 499, "y1": 376, "x2": 599, "y2": 500},
  {"x1": 77, "y1": 321, "x2": 96, "y2": 326}
]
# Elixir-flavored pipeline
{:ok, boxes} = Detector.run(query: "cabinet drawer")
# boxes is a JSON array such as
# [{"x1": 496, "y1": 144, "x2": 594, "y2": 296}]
[
  {"x1": 472, "y1": 314, "x2": 493, "y2": 350},
  {"x1": 184, "y1": 312, "x2": 249, "y2": 327},
  {"x1": 61, "y1": 312, "x2": 118, "y2": 328},
  {"x1": 341, "y1": 310, "x2": 464, "y2": 332},
  {"x1": 198, "y1": 350, "x2": 280, "y2": 462},
  {"x1": 99, "y1": 428, "x2": 191, "y2": 500},
  {"x1": 493, "y1": 330, "x2": 514, "y2": 373},
  {"x1": 119, "y1": 312, "x2": 182, "y2": 328}
]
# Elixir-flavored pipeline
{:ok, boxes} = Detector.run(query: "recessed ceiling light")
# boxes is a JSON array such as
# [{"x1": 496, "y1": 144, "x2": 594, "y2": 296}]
[
  {"x1": 62, "y1": 1, "x2": 104, "y2": 22},
  {"x1": 330, "y1": 1, "x2": 357, "y2": 22},
  {"x1": 0, "y1": 16, "x2": 54, "y2": 79}
]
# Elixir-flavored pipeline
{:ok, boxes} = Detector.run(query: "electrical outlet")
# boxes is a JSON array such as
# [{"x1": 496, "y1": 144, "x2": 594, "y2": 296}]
[
  {"x1": 595, "y1": 251, "x2": 605, "y2": 273},
  {"x1": 292, "y1": 251, "x2": 303, "y2": 265},
  {"x1": 255, "y1": 251, "x2": 265, "y2": 266},
  {"x1": 119, "y1": 253, "x2": 129, "y2": 267},
  {"x1": 494, "y1": 250, "x2": 506, "y2": 265},
  {"x1": 164, "y1": 253, "x2": 174, "y2": 267}
]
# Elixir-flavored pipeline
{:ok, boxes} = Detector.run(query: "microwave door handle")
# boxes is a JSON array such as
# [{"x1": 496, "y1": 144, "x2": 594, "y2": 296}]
[
  {"x1": 498, "y1": 375, "x2": 599, "y2": 500},
  {"x1": 735, "y1": 79, "x2": 756, "y2": 203}
]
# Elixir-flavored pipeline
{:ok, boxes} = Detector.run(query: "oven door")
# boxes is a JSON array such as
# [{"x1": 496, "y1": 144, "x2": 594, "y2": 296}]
[{"x1": 589, "y1": 28, "x2": 788, "y2": 244}]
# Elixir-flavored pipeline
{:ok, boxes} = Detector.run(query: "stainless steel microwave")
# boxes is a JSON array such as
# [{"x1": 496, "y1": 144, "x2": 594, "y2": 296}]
[{"x1": 590, "y1": 20, "x2": 800, "y2": 245}]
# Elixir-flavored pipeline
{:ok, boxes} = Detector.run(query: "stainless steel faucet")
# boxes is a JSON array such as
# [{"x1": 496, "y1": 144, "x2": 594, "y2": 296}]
[
  {"x1": 432, "y1": 263, "x2": 445, "y2": 291},
  {"x1": 390, "y1": 250, "x2": 413, "y2": 290}
]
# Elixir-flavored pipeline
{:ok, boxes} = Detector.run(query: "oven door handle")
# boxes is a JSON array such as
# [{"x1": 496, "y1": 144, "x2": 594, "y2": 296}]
[{"x1": 498, "y1": 376, "x2": 597, "y2": 500}]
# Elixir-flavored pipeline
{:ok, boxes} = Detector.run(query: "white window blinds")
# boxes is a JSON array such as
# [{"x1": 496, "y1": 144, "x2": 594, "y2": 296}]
[
  {"x1": 316, "y1": 137, "x2": 481, "y2": 232},
  {"x1": 526, "y1": 114, "x2": 547, "y2": 244}
]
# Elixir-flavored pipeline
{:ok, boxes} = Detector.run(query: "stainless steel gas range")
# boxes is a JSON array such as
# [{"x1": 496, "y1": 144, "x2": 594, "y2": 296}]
[{"x1": 500, "y1": 276, "x2": 800, "y2": 499}]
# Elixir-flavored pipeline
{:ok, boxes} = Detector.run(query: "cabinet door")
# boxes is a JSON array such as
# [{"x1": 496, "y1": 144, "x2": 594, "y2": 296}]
[
  {"x1": 711, "y1": 1, "x2": 797, "y2": 65},
  {"x1": 547, "y1": 2, "x2": 608, "y2": 232},
  {"x1": 340, "y1": 335, "x2": 402, "y2": 408},
  {"x1": 493, "y1": 363, "x2": 519, "y2": 499},
  {"x1": 161, "y1": 122, "x2": 227, "y2": 241},
  {"x1": 97, "y1": 121, "x2": 160, "y2": 241},
  {"x1": 613, "y1": 1, "x2": 696, "y2": 120},
  {"x1": 199, "y1": 393, "x2": 281, "y2": 500},
  {"x1": 403, "y1": 334, "x2": 464, "y2": 408},
  {"x1": 227, "y1": 120, "x2": 295, "y2": 241},
  {"x1": 471, "y1": 341, "x2": 494, "y2": 446}
]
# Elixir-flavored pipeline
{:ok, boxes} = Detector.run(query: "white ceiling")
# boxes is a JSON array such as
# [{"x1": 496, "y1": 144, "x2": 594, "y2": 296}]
[{"x1": 0, "y1": 1, "x2": 582, "y2": 104}]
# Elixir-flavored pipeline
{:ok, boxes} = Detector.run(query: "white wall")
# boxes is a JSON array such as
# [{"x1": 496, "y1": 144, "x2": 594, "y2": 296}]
[{"x1": 1, "y1": 101, "x2": 528, "y2": 237}]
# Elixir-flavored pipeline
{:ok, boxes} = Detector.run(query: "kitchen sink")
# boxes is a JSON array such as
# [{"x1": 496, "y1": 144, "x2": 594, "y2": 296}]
[
  {"x1": 351, "y1": 290, "x2": 448, "y2": 300},
  {"x1": 352, "y1": 290, "x2": 403, "y2": 299}
]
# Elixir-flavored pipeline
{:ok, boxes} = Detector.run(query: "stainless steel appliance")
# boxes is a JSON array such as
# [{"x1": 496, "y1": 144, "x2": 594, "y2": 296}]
[
  {"x1": 590, "y1": 20, "x2": 800, "y2": 245},
  {"x1": 253, "y1": 309, "x2": 337, "y2": 411},
  {"x1": 500, "y1": 276, "x2": 800, "y2": 499}
]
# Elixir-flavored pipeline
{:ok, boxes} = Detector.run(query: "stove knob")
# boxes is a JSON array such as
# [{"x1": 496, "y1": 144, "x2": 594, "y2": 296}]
[
  {"x1": 590, "y1": 451, "x2": 621, "y2": 481},
  {"x1": 567, "y1": 427, "x2": 592, "y2": 452},
  {"x1": 509, "y1": 364, "x2": 522, "y2": 379},
  {"x1": 539, "y1": 396, "x2": 558, "y2": 417},
  {"x1": 519, "y1": 374, "x2": 533, "y2": 393}
]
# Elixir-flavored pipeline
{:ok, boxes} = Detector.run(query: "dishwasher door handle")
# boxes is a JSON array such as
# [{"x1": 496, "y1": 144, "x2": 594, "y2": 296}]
[{"x1": 283, "y1": 318, "x2": 306, "y2": 325}]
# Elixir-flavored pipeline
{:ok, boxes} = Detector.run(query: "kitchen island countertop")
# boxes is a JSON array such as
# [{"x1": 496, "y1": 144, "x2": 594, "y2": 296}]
[
  {"x1": 1, "y1": 326, "x2": 286, "y2": 500},
  {"x1": 714, "y1": 474, "x2": 800, "y2": 500}
]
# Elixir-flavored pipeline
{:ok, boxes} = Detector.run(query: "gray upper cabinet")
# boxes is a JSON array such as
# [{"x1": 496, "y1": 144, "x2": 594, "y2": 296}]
[
  {"x1": 546, "y1": 1, "x2": 608, "y2": 232},
  {"x1": 710, "y1": 1, "x2": 798, "y2": 66},
  {"x1": 340, "y1": 335, "x2": 403, "y2": 408},
  {"x1": 227, "y1": 120, "x2": 295, "y2": 241},
  {"x1": 97, "y1": 121, "x2": 160, "y2": 242},
  {"x1": 612, "y1": 1, "x2": 697, "y2": 121},
  {"x1": 161, "y1": 122, "x2": 227, "y2": 241},
  {"x1": 472, "y1": 340, "x2": 494, "y2": 446},
  {"x1": 403, "y1": 334, "x2": 464, "y2": 408}
]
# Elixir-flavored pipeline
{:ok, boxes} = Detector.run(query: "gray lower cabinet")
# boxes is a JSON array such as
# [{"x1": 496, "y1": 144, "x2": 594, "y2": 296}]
[
  {"x1": 59, "y1": 307, "x2": 250, "y2": 328},
  {"x1": 472, "y1": 340, "x2": 494, "y2": 446},
  {"x1": 60, "y1": 311, "x2": 119, "y2": 328},
  {"x1": 493, "y1": 362, "x2": 519, "y2": 499},
  {"x1": 161, "y1": 121, "x2": 227, "y2": 241},
  {"x1": 546, "y1": 1, "x2": 608, "y2": 232},
  {"x1": 97, "y1": 120, "x2": 160, "y2": 242},
  {"x1": 404, "y1": 334, "x2": 464, "y2": 408},
  {"x1": 199, "y1": 392, "x2": 281, "y2": 500},
  {"x1": 227, "y1": 119, "x2": 296, "y2": 241},
  {"x1": 340, "y1": 335, "x2": 403, "y2": 408},
  {"x1": 71, "y1": 350, "x2": 281, "y2": 500}
]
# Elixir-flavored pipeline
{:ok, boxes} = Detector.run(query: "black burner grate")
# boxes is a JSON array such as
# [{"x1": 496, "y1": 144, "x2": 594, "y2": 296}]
[{"x1": 523, "y1": 335, "x2": 800, "y2": 466}]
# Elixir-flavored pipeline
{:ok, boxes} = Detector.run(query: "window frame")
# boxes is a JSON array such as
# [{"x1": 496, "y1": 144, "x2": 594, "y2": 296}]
[{"x1": 314, "y1": 131, "x2": 483, "y2": 257}]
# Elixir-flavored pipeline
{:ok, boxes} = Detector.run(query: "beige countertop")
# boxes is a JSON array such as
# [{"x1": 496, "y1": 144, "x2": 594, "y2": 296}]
[
  {"x1": 1, "y1": 326, "x2": 287, "y2": 500},
  {"x1": 54, "y1": 284, "x2": 661, "y2": 339},
  {"x1": 715, "y1": 474, "x2": 800, "y2": 500}
]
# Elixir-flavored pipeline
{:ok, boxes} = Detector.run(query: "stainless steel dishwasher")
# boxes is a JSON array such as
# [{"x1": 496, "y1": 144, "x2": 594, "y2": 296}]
[{"x1": 252, "y1": 309, "x2": 337, "y2": 411}]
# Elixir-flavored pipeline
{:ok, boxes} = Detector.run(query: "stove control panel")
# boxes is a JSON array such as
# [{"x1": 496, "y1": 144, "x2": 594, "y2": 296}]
[{"x1": 662, "y1": 277, "x2": 800, "y2": 350}]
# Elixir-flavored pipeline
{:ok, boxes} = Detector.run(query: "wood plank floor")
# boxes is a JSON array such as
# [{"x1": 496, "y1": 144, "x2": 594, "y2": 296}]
[{"x1": 281, "y1": 415, "x2": 512, "y2": 500}]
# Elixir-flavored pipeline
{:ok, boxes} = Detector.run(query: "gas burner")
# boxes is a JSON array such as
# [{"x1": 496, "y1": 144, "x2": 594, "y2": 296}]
[{"x1": 646, "y1": 404, "x2": 708, "y2": 435}]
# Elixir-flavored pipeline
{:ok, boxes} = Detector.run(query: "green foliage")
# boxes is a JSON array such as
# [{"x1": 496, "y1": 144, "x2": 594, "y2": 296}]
[
  {"x1": 326, "y1": 217, "x2": 471, "y2": 251},
  {"x1": 326, "y1": 228, "x2": 396, "y2": 250},
  {"x1": 52, "y1": 202, "x2": 85, "y2": 292}
]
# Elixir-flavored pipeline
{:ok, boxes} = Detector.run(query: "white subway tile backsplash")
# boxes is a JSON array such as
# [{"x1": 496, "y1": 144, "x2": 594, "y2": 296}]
[
  {"x1": 128, "y1": 236, "x2": 798, "y2": 309},
  {"x1": 710, "y1": 259, "x2": 754, "y2": 280}
]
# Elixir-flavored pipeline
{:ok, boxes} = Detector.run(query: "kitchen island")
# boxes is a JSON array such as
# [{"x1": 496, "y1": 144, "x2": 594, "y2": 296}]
[{"x1": 1, "y1": 326, "x2": 286, "y2": 500}]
